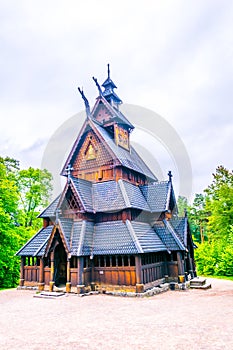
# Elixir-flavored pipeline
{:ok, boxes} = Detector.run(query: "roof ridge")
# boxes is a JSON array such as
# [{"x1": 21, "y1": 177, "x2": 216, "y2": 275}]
[
  {"x1": 164, "y1": 220, "x2": 186, "y2": 251},
  {"x1": 61, "y1": 117, "x2": 91, "y2": 175},
  {"x1": 57, "y1": 219, "x2": 71, "y2": 253},
  {"x1": 70, "y1": 178, "x2": 86, "y2": 211},
  {"x1": 15, "y1": 226, "x2": 48, "y2": 256},
  {"x1": 125, "y1": 220, "x2": 143, "y2": 253},
  {"x1": 118, "y1": 179, "x2": 131, "y2": 207},
  {"x1": 37, "y1": 194, "x2": 61, "y2": 218},
  {"x1": 77, "y1": 220, "x2": 86, "y2": 256},
  {"x1": 34, "y1": 232, "x2": 51, "y2": 257},
  {"x1": 153, "y1": 222, "x2": 171, "y2": 254},
  {"x1": 165, "y1": 181, "x2": 172, "y2": 211},
  {"x1": 69, "y1": 221, "x2": 75, "y2": 250}
]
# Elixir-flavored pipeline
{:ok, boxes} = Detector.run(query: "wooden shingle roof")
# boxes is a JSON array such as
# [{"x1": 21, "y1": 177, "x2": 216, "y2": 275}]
[{"x1": 16, "y1": 226, "x2": 53, "y2": 257}]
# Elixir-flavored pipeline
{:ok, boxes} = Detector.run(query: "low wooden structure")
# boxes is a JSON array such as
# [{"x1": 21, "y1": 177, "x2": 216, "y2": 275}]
[{"x1": 16, "y1": 67, "x2": 196, "y2": 293}]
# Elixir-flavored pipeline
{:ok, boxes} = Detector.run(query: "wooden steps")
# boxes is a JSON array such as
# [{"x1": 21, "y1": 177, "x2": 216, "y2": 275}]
[
  {"x1": 190, "y1": 277, "x2": 212, "y2": 290},
  {"x1": 33, "y1": 291, "x2": 66, "y2": 299}
]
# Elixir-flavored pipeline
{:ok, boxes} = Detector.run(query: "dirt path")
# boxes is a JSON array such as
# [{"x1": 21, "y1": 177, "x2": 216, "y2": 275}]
[{"x1": 0, "y1": 278, "x2": 232, "y2": 350}]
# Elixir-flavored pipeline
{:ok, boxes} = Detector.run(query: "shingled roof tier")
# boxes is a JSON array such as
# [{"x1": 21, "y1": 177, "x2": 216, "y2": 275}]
[
  {"x1": 39, "y1": 177, "x2": 175, "y2": 217},
  {"x1": 38, "y1": 195, "x2": 61, "y2": 218},
  {"x1": 61, "y1": 117, "x2": 156, "y2": 181},
  {"x1": 16, "y1": 218, "x2": 191, "y2": 258},
  {"x1": 16, "y1": 226, "x2": 53, "y2": 257}
]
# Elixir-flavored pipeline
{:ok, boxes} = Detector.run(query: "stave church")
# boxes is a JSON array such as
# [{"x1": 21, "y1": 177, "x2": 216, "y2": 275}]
[{"x1": 16, "y1": 66, "x2": 196, "y2": 293}]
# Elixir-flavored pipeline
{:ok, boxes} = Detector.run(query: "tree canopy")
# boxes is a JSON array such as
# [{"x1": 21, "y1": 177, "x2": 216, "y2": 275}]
[
  {"x1": 0, "y1": 157, "x2": 52, "y2": 288},
  {"x1": 188, "y1": 166, "x2": 233, "y2": 276}
]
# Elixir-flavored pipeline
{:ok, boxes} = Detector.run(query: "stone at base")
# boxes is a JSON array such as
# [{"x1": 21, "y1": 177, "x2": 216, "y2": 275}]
[
  {"x1": 49, "y1": 281, "x2": 55, "y2": 292},
  {"x1": 66, "y1": 282, "x2": 71, "y2": 293},
  {"x1": 77, "y1": 284, "x2": 85, "y2": 294},
  {"x1": 19, "y1": 279, "x2": 24, "y2": 287},
  {"x1": 38, "y1": 283, "x2": 45, "y2": 291},
  {"x1": 136, "y1": 283, "x2": 144, "y2": 293}
]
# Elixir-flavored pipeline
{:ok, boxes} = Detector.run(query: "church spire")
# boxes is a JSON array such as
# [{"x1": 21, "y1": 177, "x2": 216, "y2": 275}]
[{"x1": 102, "y1": 64, "x2": 122, "y2": 108}]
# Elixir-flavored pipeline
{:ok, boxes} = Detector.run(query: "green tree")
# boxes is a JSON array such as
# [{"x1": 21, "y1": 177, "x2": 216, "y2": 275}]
[
  {"x1": 0, "y1": 158, "x2": 21, "y2": 287},
  {"x1": 17, "y1": 167, "x2": 52, "y2": 229},
  {"x1": 0, "y1": 157, "x2": 53, "y2": 288},
  {"x1": 192, "y1": 166, "x2": 233, "y2": 276},
  {"x1": 204, "y1": 166, "x2": 233, "y2": 241},
  {"x1": 188, "y1": 193, "x2": 207, "y2": 243},
  {"x1": 177, "y1": 196, "x2": 188, "y2": 217}
]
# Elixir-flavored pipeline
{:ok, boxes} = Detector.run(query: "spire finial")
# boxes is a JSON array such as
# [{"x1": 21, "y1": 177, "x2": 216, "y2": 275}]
[
  {"x1": 107, "y1": 63, "x2": 110, "y2": 79},
  {"x1": 78, "y1": 87, "x2": 90, "y2": 117},
  {"x1": 92, "y1": 76, "x2": 103, "y2": 96},
  {"x1": 168, "y1": 170, "x2": 173, "y2": 182}
]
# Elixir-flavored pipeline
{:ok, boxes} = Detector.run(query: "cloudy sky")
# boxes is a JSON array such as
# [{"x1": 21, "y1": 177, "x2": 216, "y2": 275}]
[{"x1": 1, "y1": 0, "x2": 233, "y2": 202}]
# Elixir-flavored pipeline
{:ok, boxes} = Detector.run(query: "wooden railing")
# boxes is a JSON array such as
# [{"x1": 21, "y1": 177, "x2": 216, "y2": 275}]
[
  {"x1": 142, "y1": 262, "x2": 165, "y2": 284},
  {"x1": 94, "y1": 266, "x2": 136, "y2": 286},
  {"x1": 24, "y1": 266, "x2": 39, "y2": 282}
]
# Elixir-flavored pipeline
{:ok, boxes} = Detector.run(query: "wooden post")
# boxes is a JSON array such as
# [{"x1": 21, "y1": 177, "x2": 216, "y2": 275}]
[
  {"x1": 66, "y1": 258, "x2": 71, "y2": 293},
  {"x1": 90, "y1": 256, "x2": 95, "y2": 290},
  {"x1": 135, "y1": 255, "x2": 144, "y2": 293},
  {"x1": 188, "y1": 253, "x2": 195, "y2": 278},
  {"x1": 49, "y1": 251, "x2": 55, "y2": 292},
  {"x1": 77, "y1": 257, "x2": 84, "y2": 285},
  {"x1": 19, "y1": 257, "x2": 25, "y2": 286},
  {"x1": 77, "y1": 257, "x2": 85, "y2": 294},
  {"x1": 177, "y1": 252, "x2": 185, "y2": 280},
  {"x1": 38, "y1": 258, "x2": 45, "y2": 291}
]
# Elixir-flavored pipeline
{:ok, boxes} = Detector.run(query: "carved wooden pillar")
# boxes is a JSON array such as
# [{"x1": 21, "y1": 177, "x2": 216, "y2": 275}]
[
  {"x1": 66, "y1": 258, "x2": 71, "y2": 293},
  {"x1": 177, "y1": 252, "x2": 185, "y2": 278},
  {"x1": 49, "y1": 251, "x2": 55, "y2": 292},
  {"x1": 135, "y1": 255, "x2": 144, "y2": 293},
  {"x1": 38, "y1": 258, "x2": 45, "y2": 291},
  {"x1": 19, "y1": 257, "x2": 25, "y2": 286}
]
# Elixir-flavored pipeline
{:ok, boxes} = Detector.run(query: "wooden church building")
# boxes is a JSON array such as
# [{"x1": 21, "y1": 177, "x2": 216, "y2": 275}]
[{"x1": 16, "y1": 66, "x2": 196, "y2": 293}]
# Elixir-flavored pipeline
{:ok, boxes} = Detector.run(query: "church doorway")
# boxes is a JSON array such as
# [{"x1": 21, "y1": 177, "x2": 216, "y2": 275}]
[{"x1": 54, "y1": 242, "x2": 67, "y2": 287}]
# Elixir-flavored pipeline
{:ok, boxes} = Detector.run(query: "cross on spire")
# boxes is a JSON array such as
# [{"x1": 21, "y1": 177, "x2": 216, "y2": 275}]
[
  {"x1": 107, "y1": 63, "x2": 110, "y2": 79},
  {"x1": 65, "y1": 163, "x2": 73, "y2": 183}
]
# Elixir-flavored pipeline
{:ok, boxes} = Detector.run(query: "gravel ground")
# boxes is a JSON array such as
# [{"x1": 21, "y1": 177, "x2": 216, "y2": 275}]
[{"x1": 0, "y1": 278, "x2": 232, "y2": 350}]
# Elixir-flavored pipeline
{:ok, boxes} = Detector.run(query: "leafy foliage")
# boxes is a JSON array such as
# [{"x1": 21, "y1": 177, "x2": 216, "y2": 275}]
[
  {"x1": 17, "y1": 167, "x2": 52, "y2": 229},
  {"x1": 0, "y1": 157, "x2": 52, "y2": 288},
  {"x1": 190, "y1": 166, "x2": 233, "y2": 276}
]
